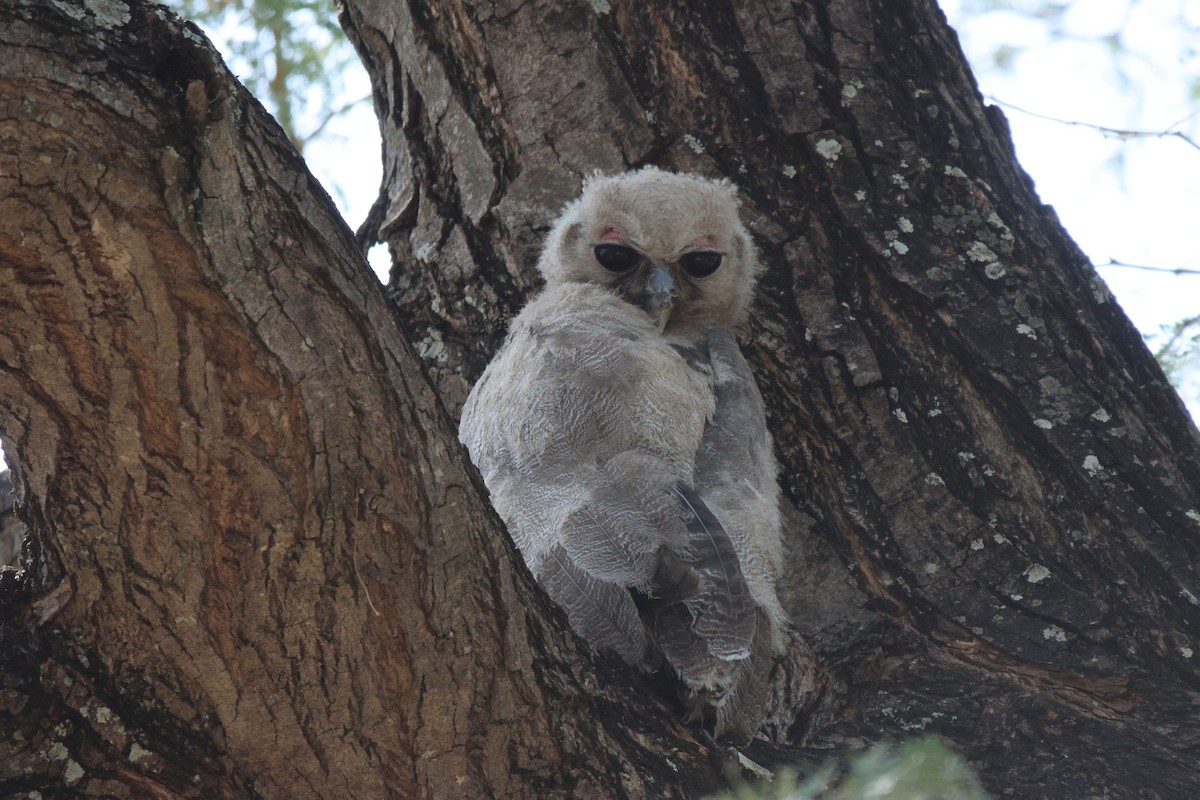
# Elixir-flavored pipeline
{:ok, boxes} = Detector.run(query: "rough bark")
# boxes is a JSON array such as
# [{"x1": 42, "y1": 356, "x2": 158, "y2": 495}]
[
  {"x1": 2, "y1": 0, "x2": 1200, "y2": 798},
  {"x1": 0, "y1": 470, "x2": 22, "y2": 566},
  {"x1": 0, "y1": 1, "x2": 728, "y2": 797},
  {"x1": 343, "y1": 0, "x2": 1200, "y2": 797}
]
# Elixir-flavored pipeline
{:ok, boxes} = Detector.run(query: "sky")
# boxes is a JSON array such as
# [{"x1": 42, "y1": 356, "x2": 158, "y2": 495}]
[
  {"x1": 2, "y1": 0, "x2": 1198, "y2": 474},
  {"x1": 940, "y1": 0, "x2": 1200, "y2": 418}
]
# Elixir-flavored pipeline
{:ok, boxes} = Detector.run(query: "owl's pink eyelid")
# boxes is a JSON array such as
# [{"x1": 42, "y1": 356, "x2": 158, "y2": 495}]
[{"x1": 598, "y1": 230, "x2": 625, "y2": 243}]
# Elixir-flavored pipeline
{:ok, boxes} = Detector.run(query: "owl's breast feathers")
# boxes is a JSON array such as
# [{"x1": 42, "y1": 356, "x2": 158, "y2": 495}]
[
  {"x1": 459, "y1": 282, "x2": 782, "y2": 740},
  {"x1": 467, "y1": 283, "x2": 715, "y2": 476}
]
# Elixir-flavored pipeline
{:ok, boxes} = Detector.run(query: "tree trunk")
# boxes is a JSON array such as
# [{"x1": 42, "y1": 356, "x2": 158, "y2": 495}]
[
  {"x1": 1, "y1": 1, "x2": 1198, "y2": 799},
  {"x1": 0, "y1": 2, "x2": 728, "y2": 797},
  {"x1": 344, "y1": 0, "x2": 1200, "y2": 795},
  {"x1": 0, "y1": 470, "x2": 23, "y2": 566}
]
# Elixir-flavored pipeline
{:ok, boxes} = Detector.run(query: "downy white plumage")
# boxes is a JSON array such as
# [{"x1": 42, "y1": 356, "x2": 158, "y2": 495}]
[{"x1": 459, "y1": 167, "x2": 785, "y2": 739}]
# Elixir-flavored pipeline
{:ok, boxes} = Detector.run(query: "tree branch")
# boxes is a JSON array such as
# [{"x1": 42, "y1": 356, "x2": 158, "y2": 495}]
[
  {"x1": 986, "y1": 95, "x2": 1200, "y2": 152},
  {"x1": 1097, "y1": 258, "x2": 1200, "y2": 276}
]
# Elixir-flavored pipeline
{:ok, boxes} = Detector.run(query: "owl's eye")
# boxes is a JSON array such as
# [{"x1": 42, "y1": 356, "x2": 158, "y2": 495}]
[
  {"x1": 593, "y1": 244, "x2": 640, "y2": 273},
  {"x1": 680, "y1": 251, "x2": 723, "y2": 278}
]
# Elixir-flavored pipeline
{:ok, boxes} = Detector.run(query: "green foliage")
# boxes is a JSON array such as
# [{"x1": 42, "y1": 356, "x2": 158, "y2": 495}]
[
  {"x1": 709, "y1": 737, "x2": 991, "y2": 800},
  {"x1": 166, "y1": 0, "x2": 364, "y2": 153},
  {"x1": 1150, "y1": 315, "x2": 1200, "y2": 388}
]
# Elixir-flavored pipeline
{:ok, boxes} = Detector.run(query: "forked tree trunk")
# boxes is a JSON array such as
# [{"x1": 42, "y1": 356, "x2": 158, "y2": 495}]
[{"x1": 2, "y1": 0, "x2": 1199, "y2": 798}]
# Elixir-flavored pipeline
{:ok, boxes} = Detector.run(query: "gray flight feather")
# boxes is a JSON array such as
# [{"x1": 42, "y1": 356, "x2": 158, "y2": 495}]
[
  {"x1": 540, "y1": 544, "x2": 653, "y2": 667},
  {"x1": 669, "y1": 484, "x2": 757, "y2": 660},
  {"x1": 458, "y1": 167, "x2": 787, "y2": 739},
  {"x1": 713, "y1": 608, "x2": 775, "y2": 742}
]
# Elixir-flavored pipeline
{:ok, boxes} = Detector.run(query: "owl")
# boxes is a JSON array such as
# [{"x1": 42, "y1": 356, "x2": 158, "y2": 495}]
[{"x1": 458, "y1": 167, "x2": 785, "y2": 739}]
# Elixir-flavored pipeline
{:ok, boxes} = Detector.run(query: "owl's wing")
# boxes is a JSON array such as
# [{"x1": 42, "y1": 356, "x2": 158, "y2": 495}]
[
  {"x1": 649, "y1": 482, "x2": 772, "y2": 740},
  {"x1": 539, "y1": 544, "x2": 653, "y2": 666},
  {"x1": 557, "y1": 450, "x2": 694, "y2": 589},
  {"x1": 667, "y1": 484, "x2": 757, "y2": 659},
  {"x1": 459, "y1": 287, "x2": 709, "y2": 661},
  {"x1": 695, "y1": 326, "x2": 786, "y2": 629},
  {"x1": 694, "y1": 326, "x2": 771, "y2": 487},
  {"x1": 652, "y1": 328, "x2": 784, "y2": 739}
]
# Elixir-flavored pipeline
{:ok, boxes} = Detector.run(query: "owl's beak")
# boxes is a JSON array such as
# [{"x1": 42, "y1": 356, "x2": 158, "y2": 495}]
[{"x1": 642, "y1": 265, "x2": 676, "y2": 332}]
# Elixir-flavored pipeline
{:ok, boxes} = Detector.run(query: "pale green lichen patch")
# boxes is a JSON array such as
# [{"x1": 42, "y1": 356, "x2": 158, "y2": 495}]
[
  {"x1": 897, "y1": 217, "x2": 914, "y2": 233},
  {"x1": 417, "y1": 330, "x2": 448, "y2": 362},
  {"x1": 1042, "y1": 625, "x2": 1068, "y2": 642},
  {"x1": 1091, "y1": 408, "x2": 1112, "y2": 423},
  {"x1": 1187, "y1": 510, "x2": 1200, "y2": 523},
  {"x1": 51, "y1": 0, "x2": 88, "y2": 19},
  {"x1": 1182, "y1": 647, "x2": 1194, "y2": 659},
  {"x1": 130, "y1": 743, "x2": 153, "y2": 764},
  {"x1": 64, "y1": 760, "x2": 84, "y2": 784},
  {"x1": 1034, "y1": 419, "x2": 1053, "y2": 430},
  {"x1": 1025, "y1": 564, "x2": 1051, "y2": 583},
  {"x1": 87, "y1": 0, "x2": 131, "y2": 28},
  {"x1": 415, "y1": 242, "x2": 436, "y2": 263},
  {"x1": 781, "y1": 164, "x2": 797, "y2": 178},
  {"x1": 816, "y1": 138, "x2": 843, "y2": 161},
  {"x1": 1089, "y1": 273, "x2": 1113, "y2": 304},
  {"x1": 967, "y1": 241, "x2": 997, "y2": 263},
  {"x1": 970, "y1": 538, "x2": 984, "y2": 551},
  {"x1": 682, "y1": 134, "x2": 704, "y2": 154},
  {"x1": 1083, "y1": 454, "x2": 1103, "y2": 476},
  {"x1": 1016, "y1": 323, "x2": 1037, "y2": 340}
]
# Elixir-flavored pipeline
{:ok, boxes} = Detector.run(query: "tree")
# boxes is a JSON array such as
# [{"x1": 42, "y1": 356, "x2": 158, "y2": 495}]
[
  {"x1": 2, "y1": 0, "x2": 1200, "y2": 798},
  {"x1": 0, "y1": 470, "x2": 19, "y2": 566},
  {"x1": 167, "y1": 0, "x2": 365, "y2": 154},
  {"x1": 944, "y1": 0, "x2": 1200, "y2": 419}
]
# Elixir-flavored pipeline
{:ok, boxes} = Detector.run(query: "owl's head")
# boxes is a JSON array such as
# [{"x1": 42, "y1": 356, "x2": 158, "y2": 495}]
[{"x1": 538, "y1": 167, "x2": 761, "y2": 335}]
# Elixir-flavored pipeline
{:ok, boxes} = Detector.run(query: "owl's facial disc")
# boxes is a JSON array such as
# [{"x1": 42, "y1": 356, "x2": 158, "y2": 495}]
[{"x1": 592, "y1": 235, "x2": 677, "y2": 330}]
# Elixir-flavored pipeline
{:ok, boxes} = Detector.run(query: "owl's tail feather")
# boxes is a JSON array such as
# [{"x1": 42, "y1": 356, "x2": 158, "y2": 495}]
[
  {"x1": 671, "y1": 484, "x2": 758, "y2": 660},
  {"x1": 539, "y1": 544, "x2": 656, "y2": 669},
  {"x1": 672, "y1": 609, "x2": 774, "y2": 742},
  {"x1": 713, "y1": 608, "x2": 774, "y2": 742}
]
